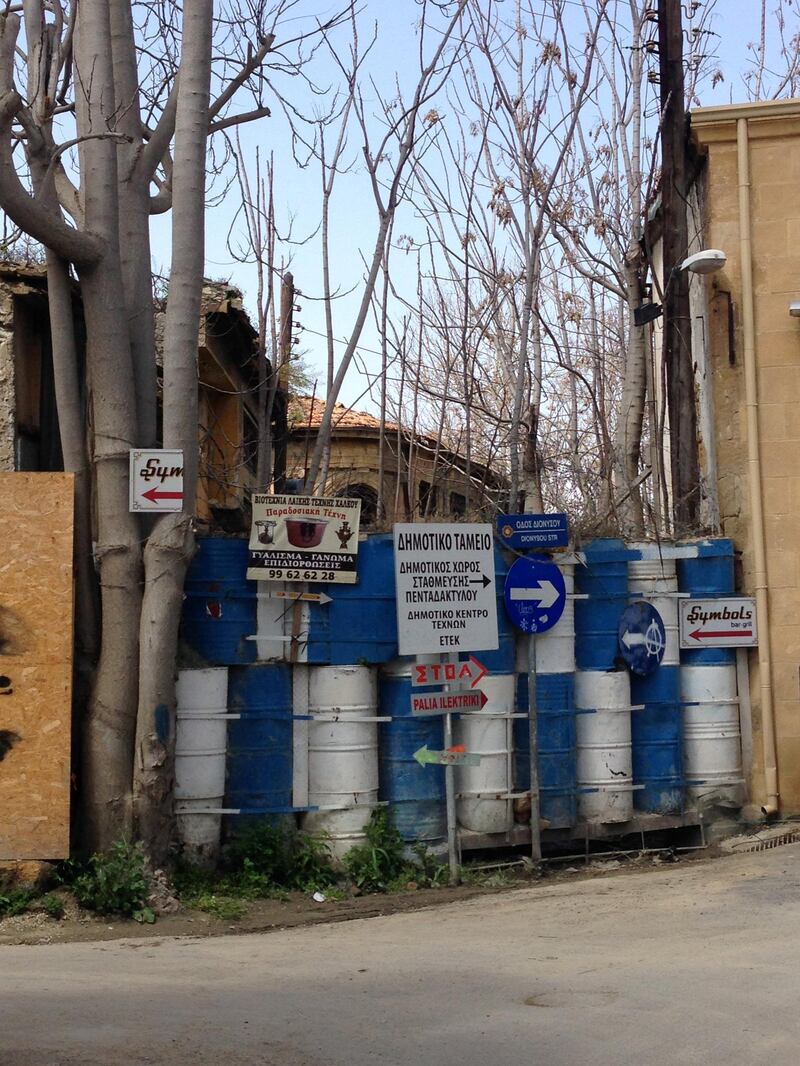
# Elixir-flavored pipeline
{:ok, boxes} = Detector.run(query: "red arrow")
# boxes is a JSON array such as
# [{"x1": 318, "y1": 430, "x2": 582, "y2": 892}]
[
  {"x1": 142, "y1": 486, "x2": 183, "y2": 503},
  {"x1": 468, "y1": 655, "x2": 488, "y2": 688},
  {"x1": 690, "y1": 628, "x2": 752, "y2": 641}
]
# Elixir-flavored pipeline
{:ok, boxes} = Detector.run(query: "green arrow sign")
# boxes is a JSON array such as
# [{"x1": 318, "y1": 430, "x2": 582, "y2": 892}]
[{"x1": 413, "y1": 744, "x2": 481, "y2": 768}]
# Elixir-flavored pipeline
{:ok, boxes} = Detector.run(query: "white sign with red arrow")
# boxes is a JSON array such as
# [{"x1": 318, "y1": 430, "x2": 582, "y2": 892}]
[
  {"x1": 411, "y1": 655, "x2": 487, "y2": 689},
  {"x1": 129, "y1": 449, "x2": 184, "y2": 513},
  {"x1": 410, "y1": 690, "x2": 488, "y2": 715},
  {"x1": 679, "y1": 597, "x2": 758, "y2": 649}
]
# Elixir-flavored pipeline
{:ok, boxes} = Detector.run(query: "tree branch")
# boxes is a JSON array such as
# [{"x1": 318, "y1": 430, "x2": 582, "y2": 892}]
[
  {"x1": 208, "y1": 105, "x2": 271, "y2": 134},
  {"x1": 208, "y1": 34, "x2": 275, "y2": 121},
  {"x1": 0, "y1": 91, "x2": 103, "y2": 266}
]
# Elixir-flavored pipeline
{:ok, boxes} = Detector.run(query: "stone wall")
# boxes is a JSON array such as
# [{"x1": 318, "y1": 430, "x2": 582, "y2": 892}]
[{"x1": 693, "y1": 99, "x2": 800, "y2": 810}]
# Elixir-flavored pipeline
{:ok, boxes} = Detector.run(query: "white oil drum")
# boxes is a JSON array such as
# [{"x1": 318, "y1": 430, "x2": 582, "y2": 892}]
[
  {"x1": 627, "y1": 553, "x2": 679, "y2": 666},
  {"x1": 303, "y1": 665, "x2": 379, "y2": 860},
  {"x1": 681, "y1": 664, "x2": 744, "y2": 808},
  {"x1": 175, "y1": 667, "x2": 228, "y2": 867},
  {"x1": 455, "y1": 674, "x2": 514, "y2": 834},
  {"x1": 575, "y1": 669, "x2": 633, "y2": 823}
]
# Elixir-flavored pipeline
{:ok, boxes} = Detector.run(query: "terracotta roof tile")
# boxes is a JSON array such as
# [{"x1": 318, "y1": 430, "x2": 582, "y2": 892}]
[{"x1": 288, "y1": 395, "x2": 402, "y2": 434}]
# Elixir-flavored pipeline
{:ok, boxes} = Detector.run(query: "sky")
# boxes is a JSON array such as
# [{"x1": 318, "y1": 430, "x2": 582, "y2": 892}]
[{"x1": 149, "y1": 0, "x2": 799, "y2": 414}]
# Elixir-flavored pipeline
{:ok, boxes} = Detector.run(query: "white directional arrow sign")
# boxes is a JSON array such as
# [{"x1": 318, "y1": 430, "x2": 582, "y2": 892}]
[
  {"x1": 620, "y1": 630, "x2": 647, "y2": 648},
  {"x1": 504, "y1": 557, "x2": 567, "y2": 635},
  {"x1": 508, "y1": 581, "x2": 560, "y2": 609}
]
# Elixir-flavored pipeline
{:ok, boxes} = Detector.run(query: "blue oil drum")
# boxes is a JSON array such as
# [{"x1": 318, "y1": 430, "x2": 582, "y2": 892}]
[
  {"x1": 226, "y1": 665, "x2": 293, "y2": 816},
  {"x1": 677, "y1": 541, "x2": 736, "y2": 666},
  {"x1": 182, "y1": 537, "x2": 256, "y2": 665},
  {"x1": 575, "y1": 539, "x2": 630, "y2": 670},
  {"x1": 631, "y1": 665, "x2": 683, "y2": 813},
  {"x1": 515, "y1": 672, "x2": 577, "y2": 828},
  {"x1": 307, "y1": 534, "x2": 398, "y2": 664},
  {"x1": 379, "y1": 660, "x2": 445, "y2": 842}
]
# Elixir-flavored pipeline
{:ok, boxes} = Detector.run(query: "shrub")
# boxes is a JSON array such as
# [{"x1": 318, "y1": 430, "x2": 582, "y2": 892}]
[
  {"x1": 343, "y1": 809, "x2": 407, "y2": 892},
  {"x1": 72, "y1": 840, "x2": 151, "y2": 920},
  {"x1": 0, "y1": 888, "x2": 34, "y2": 918},
  {"x1": 40, "y1": 893, "x2": 66, "y2": 920},
  {"x1": 224, "y1": 822, "x2": 336, "y2": 893}
]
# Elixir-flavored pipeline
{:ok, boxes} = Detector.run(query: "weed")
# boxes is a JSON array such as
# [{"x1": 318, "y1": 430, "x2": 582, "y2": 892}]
[
  {"x1": 409, "y1": 843, "x2": 449, "y2": 888},
  {"x1": 343, "y1": 809, "x2": 407, "y2": 892},
  {"x1": 290, "y1": 833, "x2": 337, "y2": 892},
  {"x1": 223, "y1": 822, "x2": 336, "y2": 893},
  {"x1": 40, "y1": 893, "x2": 66, "y2": 920},
  {"x1": 0, "y1": 888, "x2": 34, "y2": 918},
  {"x1": 194, "y1": 893, "x2": 247, "y2": 921},
  {"x1": 460, "y1": 865, "x2": 517, "y2": 888},
  {"x1": 72, "y1": 840, "x2": 151, "y2": 920}
]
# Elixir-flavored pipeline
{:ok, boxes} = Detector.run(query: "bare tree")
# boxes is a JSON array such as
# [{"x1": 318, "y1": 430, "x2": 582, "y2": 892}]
[
  {"x1": 0, "y1": 1, "x2": 346, "y2": 859},
  {"x1": 302, "y1": 0, "x2": 469, "y2": 492}
]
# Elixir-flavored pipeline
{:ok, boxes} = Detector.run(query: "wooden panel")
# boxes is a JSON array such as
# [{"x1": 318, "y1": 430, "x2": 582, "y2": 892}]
[{"x1": 0, "y1": 473, "x2": 74, "y2": 859}]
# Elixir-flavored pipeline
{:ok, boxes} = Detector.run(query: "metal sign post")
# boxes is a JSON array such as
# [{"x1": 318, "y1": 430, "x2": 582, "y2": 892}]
[
  {"x1": 527, "y1": 634, "x2": 541, "y2": 864},
  {"x1": 443, "y1": 709, "x2": 459, "y2": 885}
]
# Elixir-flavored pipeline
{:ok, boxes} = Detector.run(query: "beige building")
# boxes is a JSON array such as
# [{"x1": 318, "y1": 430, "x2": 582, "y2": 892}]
[
  {"x1": 691, "y1": 98, "x2": 800, "y2": 813},
  {"x1": 286, "y1": 395, "x2": 505, "y2": 526}
]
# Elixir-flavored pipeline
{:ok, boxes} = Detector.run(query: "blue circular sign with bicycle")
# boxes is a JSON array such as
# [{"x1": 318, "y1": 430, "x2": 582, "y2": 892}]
[
  {"x1": 618, "y1": 601, "x2": 666, "y2": 676},
  {"x1": 504, "y1": 556, "x2": 566, "y2": 635}
]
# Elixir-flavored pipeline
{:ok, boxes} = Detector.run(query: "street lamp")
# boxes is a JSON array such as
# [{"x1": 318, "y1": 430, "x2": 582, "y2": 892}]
[
  {"x1": 634, "y1": 248, "x2": 727, "y2": 326},
  {"x1": 675, "y1": 248, "x2": 727, "y2": 276}
]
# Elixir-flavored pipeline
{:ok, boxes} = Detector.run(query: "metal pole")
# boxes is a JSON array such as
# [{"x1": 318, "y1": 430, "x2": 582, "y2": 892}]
[
  {"x1": 527, "y1": 634, "x2": 542, "y2": 864},
  {"x1": 443, "y1": 710, "x2": 459, "y2": 884}
]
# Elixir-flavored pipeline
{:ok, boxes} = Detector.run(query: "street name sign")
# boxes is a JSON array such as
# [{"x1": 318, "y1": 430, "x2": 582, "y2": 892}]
[
  {"x1": 503, "y1": 556, "x2": 566, "y2": 635},
  {"x1": 618, "y1": 601, "x2": 666, "y2": 676},
  {"x1": 679, "y1": 597, "x2": 758, "y2": 648},
  {"x1": 129, "y1": 449, "x2": 184, "y2": 512},
  {"x1": 394, "y1": 524, "x2": 499, "y2": 655},
  {"x1": 411, "y1": 655, "x2": 488, "y2": 689},
  {"x1": 410, "y1": 689, "x2": 488, "y2": 715},
  {"x1": 496, "y1": 512, "x2": 569, "y2": 551},
  {"x1": 413, "y1": 744, "x2": 481, "y2": 768}
]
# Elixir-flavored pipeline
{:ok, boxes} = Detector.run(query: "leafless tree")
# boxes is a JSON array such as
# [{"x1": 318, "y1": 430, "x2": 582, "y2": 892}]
[{"x1": 0, "y1": 0, "x2": 347, "y2": 860}]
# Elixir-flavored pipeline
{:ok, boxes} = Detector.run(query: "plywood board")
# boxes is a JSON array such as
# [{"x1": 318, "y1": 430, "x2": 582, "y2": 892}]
[{"x1": 0, "y1": 473, "x2": 74, "y2": 859}]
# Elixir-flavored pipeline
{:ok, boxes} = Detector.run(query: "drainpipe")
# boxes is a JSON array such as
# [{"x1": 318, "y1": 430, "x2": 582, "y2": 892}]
[{"x1": 737, "y1": 117, "x2": 779, "y2": 815}]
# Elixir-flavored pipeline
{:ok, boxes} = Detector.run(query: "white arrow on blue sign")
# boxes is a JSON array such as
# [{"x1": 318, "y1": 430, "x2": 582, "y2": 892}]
[
  {"x1": 617, "y1": 601, "x2": 666, "y2": 676},
  {"x1": 504, "y1": 556, "x2": 566, "y2": 635}
]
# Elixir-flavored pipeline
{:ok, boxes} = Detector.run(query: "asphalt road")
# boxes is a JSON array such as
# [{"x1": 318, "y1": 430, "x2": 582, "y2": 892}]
[{"x1": 3, "y1": 843, "x2": 800, "y2": 1066}]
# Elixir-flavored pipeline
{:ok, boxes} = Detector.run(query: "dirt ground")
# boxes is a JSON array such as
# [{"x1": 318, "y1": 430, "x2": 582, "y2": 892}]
[{"x1": 0, "y1": 846, "x2": 718, "y2": 947}]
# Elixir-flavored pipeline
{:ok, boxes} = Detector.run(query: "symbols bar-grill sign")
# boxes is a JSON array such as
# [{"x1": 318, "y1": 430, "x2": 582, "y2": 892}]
[{"x1": 394, "y1": 523, "x2": 499, "y2": 656}]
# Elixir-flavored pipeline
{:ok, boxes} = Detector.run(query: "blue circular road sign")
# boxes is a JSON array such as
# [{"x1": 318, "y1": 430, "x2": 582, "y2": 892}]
[
  {"x1": 618, "y1": 601, "x2": 666, "y2": 676},
  {"x1": 504, "y1": 556, "x2": 566, "y2": 635}
]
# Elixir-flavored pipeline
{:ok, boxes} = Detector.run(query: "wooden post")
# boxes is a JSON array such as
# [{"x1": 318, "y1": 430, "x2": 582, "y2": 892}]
[
  {"x1": 273, "y1": 271, "x2": 293, "y2": 492},
  {"x1": 658, "y1": 0, "x2": 699, "y2": 531}
]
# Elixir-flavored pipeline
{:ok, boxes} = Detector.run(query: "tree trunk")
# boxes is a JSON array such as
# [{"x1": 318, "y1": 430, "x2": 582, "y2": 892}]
[
  {"x1": 614, "y1": 256, "x2": 647, "y2": 535},
  {"x1": 110, "y1": 0, "x2": 157, "y2": 449},
  {"x1": 133, "y1": 0, "x2": 212, "y2": 864},
  {"x1": 74, "y1": 0, "x2": 144, "y2": 852}
]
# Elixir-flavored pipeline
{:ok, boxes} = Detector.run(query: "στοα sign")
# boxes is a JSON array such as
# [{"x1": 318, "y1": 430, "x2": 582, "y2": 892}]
[
  {"x1": 393, "y1": 523, "x2": 499, "y2": 655},
  {"x1": 411, "y1": 655, "x2": 487, "y2": 688},
  {"x1": 679, "y1": 597, "x2": 758, "y2": 648}
]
